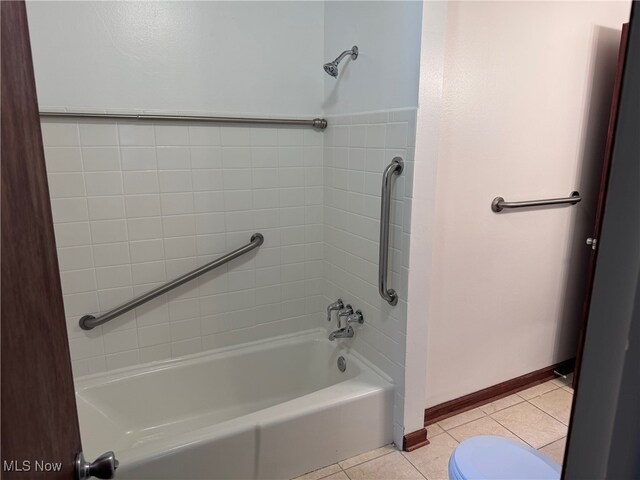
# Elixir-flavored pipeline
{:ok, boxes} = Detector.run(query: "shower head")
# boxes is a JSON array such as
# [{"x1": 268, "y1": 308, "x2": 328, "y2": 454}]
[{"x1": 323, "y1": 46, "x2": 358, "y2": 77}]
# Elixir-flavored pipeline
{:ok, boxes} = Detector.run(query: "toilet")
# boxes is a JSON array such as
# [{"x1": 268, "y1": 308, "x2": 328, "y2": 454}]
[{"x1": 449, "y1": 435, "x2": 561, "y2": 480}]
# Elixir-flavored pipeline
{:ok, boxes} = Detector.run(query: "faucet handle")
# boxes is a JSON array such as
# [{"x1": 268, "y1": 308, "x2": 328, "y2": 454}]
[
  {"x1": 327, "y1": 298, "x2": 344, "y2": 321},
  {"x1": 338, "y1": 304, "x2": 354, "y2": 317},
  {"x1": 347, "y1": 310, "x2": 364, "y2": 325}
]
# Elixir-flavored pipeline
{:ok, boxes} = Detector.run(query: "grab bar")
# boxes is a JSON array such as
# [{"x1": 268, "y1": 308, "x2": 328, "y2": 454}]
[
  {"x1": 40, "y1": 111, "x2": 327, "y2": 130},
  {"x1": 79, "y1": 233, "x2": 264, "y2": 330},
  {"x1": 491, "y1": 191, "x2": 581, "y2": 212},
  {"x1": 378, "y1": 157, "x2": 403, "y2": 306}
]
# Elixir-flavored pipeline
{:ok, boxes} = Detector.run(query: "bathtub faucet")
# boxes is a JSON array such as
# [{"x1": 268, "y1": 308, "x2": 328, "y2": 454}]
[
  {"x1": 326, "y1": 298, "x2": 344, "y2": 322},
  {"x1": 328, "y1": 305, "x2": 364, "y2": 341}
]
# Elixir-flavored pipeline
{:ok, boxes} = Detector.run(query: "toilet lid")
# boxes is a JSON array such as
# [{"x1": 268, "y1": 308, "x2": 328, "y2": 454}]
[{"x1": 450, "y1": 435, "x2": 561, "y2": 480}]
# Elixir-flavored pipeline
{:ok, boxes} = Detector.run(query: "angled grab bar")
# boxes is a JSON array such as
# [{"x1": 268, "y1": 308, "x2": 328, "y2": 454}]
[
  {"x1": 379, "y1": 157, "x2": 403, "y2": 306},
  {"x1": 491, "y1": 191, "x2": 581, "y2": 212},
  {"x1": 79, "y1": 233, "x2": 264, "y2": 330}
]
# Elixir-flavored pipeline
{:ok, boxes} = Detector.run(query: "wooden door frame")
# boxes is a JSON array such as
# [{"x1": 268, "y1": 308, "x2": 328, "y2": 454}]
[
  {"x1": 572, "y1": 22, "x2": 630, "y2": 389},
  {"x1": 1, "y1": 1, "x2": 82, "y2": 478},
  {"x1": 564, "y1": 3, "x2": 640, "y2": 475}
]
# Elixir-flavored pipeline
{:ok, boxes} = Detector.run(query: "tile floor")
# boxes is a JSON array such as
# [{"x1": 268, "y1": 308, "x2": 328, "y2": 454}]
[{"x1": 294, "y1": 377, "x2": 574, "y2": 480}]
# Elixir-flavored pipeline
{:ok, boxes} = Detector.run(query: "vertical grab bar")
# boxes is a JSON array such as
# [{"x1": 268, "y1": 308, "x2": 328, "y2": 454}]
[{"x1": 379, "y1": 157, "x2": 404, "y2": 306}]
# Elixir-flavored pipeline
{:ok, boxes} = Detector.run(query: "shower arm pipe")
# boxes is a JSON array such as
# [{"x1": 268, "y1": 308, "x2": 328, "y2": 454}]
[
  {"x1": 332, "y1": 49, "x2": 357, "y2": 64},
  {"x1": 39, "y1": 111, "x2": 328, "y2": 130},
  {"x1": 79, "y1": 233, "x2": 264, "y2": 330},
  {"x1": 378, "y1": 157, "x2": 403, "y2": 306}
]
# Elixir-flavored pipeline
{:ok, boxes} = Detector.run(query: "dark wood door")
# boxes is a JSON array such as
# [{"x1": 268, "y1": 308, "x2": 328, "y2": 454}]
[
  {"x1": 573, "y1": 23, "x2": 630, "y2": 389},
  {"x1": 1, "y1": 1, "x2": 82, "y2": 479}
]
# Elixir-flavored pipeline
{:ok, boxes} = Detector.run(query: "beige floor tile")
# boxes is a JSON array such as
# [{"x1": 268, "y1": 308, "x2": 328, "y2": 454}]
[
  {"x1": 345, "y1": 452, "x2": 424, "y2": 480},
  {"x1": 427, "y1": 423, "x2": 445, "y2": 437},
  {"x1": 517, "y1": 381, "x2": 558, "y2": 400},
  {"x1": 323, "y1": 473, "x2": 349, "y2": 480},
  {"x1": 437, "y1": 408, "x2": 485, "y2": 431},
  {"x1": 562, "y1": 386, "x2": 574, "y2": 394},
  {"x1": 447, "y1": 416, "x2": 522, "y2": 444},
  {"x1": 539, "y1": 437, "x2": 567, "y2": 465},
  {"x1": 402, "y1": 432, "x2": 459, "y2": 480},
  {"x1": 295, "y1": 464, "x2": 342, "y2": 480},
  {"x1": 478, "y1": 394, "x2": 524, "y2": 414},
  {"x1": 491, "y1": 402, "x2": 567, "y2": 448},
  {"x1": 339, "y1": 445, "x2": 396, "y2": 470},
  {"x1": 529, "y1": 388, "x2": 574, "y2": 425}
]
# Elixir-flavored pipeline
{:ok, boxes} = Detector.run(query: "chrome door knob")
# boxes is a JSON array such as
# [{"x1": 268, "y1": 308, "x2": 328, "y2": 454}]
[
  {"x1": 76, "y1": 451, "x2": 119, "y2": 480},
  {"x1": 586, "y1": 237, "x2": 598, "y2": 250}
]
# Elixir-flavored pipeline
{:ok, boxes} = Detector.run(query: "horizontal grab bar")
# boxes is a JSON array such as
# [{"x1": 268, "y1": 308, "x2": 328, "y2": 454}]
[
  {"x1": 39, "y1": 111, "x2": 328, "y2": 130},
  {"x1": 79, "y1": 233, "x2": 264, "y2": 330},
  {"x1": 491, "y1": 191, "x2": 581, "y2": 213}
]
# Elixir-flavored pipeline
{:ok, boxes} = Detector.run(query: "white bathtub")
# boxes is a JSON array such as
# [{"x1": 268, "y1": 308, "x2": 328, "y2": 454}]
[{"x1": 75, "y1": 329, "x2": 394, "y2": 479}]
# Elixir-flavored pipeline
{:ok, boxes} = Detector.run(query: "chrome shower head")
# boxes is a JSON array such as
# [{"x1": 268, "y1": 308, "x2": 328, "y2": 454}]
[
  {"x1": 323, "y1": 62, "x2": 339, "y2": 77},
  {"x1": 323, "y1": 46, "x2": 358, "y2": 77}
]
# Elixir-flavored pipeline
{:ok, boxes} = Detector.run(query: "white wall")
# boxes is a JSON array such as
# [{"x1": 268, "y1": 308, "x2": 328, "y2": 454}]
[
  {"x1": 323, "y1": 1, "x2": 422, "y2": 114},
  {"x1": 404, "y1": 0, "x2": 448, "y2": 437},
  {"x1": 414, "y1": 1, "x2": 630, "y2": 408},
  {"x1": 26, "y1": 1, "x2": 324, "y2": 115}
]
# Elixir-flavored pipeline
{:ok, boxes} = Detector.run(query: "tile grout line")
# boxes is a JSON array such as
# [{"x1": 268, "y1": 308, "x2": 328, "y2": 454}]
[
  {"x1": 435, "y1": 380, "x2": 563, "y2": 433},
  {"x1": 436, "y1": 406, "x2": 534, "y2": 450},
  {"x1": 537, "y1": 436, "x2": 567, "y2": 451},
  {"x1": 401, "y1": 432, "x2": 456, "y2": 480},
  {"x1": 340, "y1": 449, "x2": 396, "y2": 473},
  {"x1": 487, "y1": 412, "x2": 540, "y2": 450},
  {"x1": 525, "y1": 397, "x2": 571, "y2": 428}
]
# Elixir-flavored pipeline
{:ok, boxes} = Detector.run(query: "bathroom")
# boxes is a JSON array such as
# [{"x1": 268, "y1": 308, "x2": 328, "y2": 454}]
[{"x1": 1, "y1": 1, "x2": 638, "y2": 479}]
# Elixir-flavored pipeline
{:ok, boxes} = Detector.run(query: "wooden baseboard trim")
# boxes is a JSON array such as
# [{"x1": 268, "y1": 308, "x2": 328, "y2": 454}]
[
  {"x1": 403, "y1": 428, "x2": 430, "y2": 452},
  {"x1": 424, "y1": 358, "x2": 575, "y2": 426}
]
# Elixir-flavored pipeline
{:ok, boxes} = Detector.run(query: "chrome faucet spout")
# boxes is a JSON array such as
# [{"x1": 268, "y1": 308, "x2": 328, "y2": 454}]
[{"x1": 328, "y1": 326, "x2": 354, "y2": 341}]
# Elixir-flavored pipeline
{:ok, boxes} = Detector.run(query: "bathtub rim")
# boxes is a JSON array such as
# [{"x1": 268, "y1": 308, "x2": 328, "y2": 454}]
[{"x1": 74, "y1": 328, "x2": 393, "y2": 389}]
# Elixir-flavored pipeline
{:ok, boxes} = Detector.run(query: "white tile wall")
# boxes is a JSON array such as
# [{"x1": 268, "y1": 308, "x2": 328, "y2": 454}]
[
  {"x1": 42, "y1": 118, "x2": 325, "y2": 377},
  {"x1": 321, "y1": 108, "x2": 416, "y2": 444}
]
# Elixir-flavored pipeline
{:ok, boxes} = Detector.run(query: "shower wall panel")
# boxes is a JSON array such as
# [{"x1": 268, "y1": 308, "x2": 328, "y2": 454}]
[
  {"x1": 42, "y1": 119, "x2": 325, "y2": 376},
  {"x1": 322, "y1": 108, "x2": 416, "y2": 445}
]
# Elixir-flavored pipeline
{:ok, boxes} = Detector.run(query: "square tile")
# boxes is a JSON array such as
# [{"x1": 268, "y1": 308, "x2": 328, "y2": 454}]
[
  {"x1": 528, "y1": 388, "x2": 573, "y2": 425},
  {"x1": 339, "y1": 445, "x2": 396, "y2": 470},
  {"x1": 478, "y1": 394, "x2": 524, "y2": 415},
  {"x1": 491, "y1": 402, "x2": 567, "y2": 448},
  {"x1": 437, "y1": 408, "x2": 485, "y2": 431},
  {"x1": 402, "y1": 432, "x2": 458, "y2": 480},
  {"x1": 79, "y1": 122, "x2": 118, "y2": 146},
  {"x1": 345, "y1": 452, "x2": 423, "y2": 480},
  {"x1": 447, "y1": 416, "x2": 521, "y2": 444},
  {"x1": 539, "y1": 437, "x2": 566, "y2": 465},
  {"x1": 82, "y1": 147, "x2": 120, "y2": 171},
  {"x1": 45, "y1": 147, "x2": 82, "y2": 172},
  {"x1": 517, "y1": 381, "x2": 559, "y2": 400},
  {"x1": 427, "y1": 424, "x2": 445, "y2": 438},
  {"x1": 294, "y1": 464, "x2": 341, "y2": 480},
  {"x1": 322, "y1": 473, "x2": 348, "y2": 480}
]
